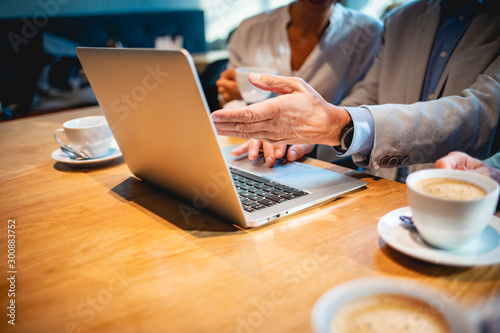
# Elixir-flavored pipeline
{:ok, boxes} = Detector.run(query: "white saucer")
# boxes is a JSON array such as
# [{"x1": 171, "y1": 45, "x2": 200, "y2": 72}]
[
  {"x1": 378, "y1": 206, "x2": 500, "y2": 266},
  {"x1": 51, "y1": 140, "x2": 122, "y2": 166}
]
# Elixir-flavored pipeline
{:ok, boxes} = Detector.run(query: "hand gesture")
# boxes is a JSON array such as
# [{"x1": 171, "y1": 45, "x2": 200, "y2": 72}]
[{"x1": 212, "y1": 73, "x2": 350, "y2": 146}]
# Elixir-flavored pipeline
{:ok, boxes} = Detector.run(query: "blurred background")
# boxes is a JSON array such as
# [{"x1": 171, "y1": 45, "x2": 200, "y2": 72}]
[{"x1": 0, "y1": 0, "x2": 407, "y2": 120}]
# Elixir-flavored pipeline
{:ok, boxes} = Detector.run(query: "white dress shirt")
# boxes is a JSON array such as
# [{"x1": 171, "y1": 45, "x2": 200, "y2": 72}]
[{"x1": 227, "y1": 3, "x2": 382, "y2": 104}]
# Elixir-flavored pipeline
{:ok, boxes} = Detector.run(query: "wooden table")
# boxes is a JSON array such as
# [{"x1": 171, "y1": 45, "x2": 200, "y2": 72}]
[{"x1": 1, "y1": 106, "x2": 499, "y2": 333}]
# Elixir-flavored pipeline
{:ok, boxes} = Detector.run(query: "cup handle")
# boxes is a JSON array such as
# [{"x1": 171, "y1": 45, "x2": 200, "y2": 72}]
[{"x1": 54, "y1": 128, "x2": 72, "y2": 150}]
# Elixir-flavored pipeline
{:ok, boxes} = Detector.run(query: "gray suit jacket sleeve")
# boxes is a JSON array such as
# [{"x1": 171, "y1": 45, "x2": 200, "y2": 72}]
[
  {"x1": 340, "y1": 0, "x2": 500, "y2": 169},
  {"x1": 361, "y1": 56, "x2": 500, "y2": 169}
]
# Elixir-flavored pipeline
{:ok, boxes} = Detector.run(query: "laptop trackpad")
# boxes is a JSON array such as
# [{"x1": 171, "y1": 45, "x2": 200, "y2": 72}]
[{"x1": 223, "y1": 146, "x2": 349, "y2": 191}]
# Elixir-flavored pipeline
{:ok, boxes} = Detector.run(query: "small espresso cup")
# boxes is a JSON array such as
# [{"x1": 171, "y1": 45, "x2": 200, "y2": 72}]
[
  {"x1": 235, "y1": 66, "x2": 277, "y2": 104},
  {"x1": 54, "y1": 116, "x2": 113, "y2": 159},
  {"x1": 406, "y1": 169, "x2": 500, "y2": 249}
]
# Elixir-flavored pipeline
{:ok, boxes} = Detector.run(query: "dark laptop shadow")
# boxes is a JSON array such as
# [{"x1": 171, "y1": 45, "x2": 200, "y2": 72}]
[{"x1": 110, "y1": 177, "x2": 240, "y2": 235}]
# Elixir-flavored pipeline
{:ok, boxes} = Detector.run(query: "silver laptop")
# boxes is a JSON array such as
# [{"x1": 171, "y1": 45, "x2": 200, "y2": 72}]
[{"x1": 76, "y1": 47, "x2": 366, "y2": 228}]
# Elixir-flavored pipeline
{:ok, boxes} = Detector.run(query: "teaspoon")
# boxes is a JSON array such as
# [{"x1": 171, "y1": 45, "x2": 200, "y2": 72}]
[
  {"x1": 60, "y1": 146, "x2": 90, "y2": 160},
  {"x1": 399, "y1": 215, "x2": 415, "y2": 228}
]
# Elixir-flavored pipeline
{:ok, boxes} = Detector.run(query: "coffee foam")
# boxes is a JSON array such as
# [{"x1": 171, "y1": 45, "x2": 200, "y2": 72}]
[
  {"x1": 330, "y1": 293, "x2": 449, "y2": 333},
  {"x1": 415, "y1": 178, "x2": 486, "y2": 201}
]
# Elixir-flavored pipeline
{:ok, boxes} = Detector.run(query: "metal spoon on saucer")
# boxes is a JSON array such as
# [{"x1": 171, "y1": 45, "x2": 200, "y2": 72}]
[
  {"x1": 60, "y1": 146, "x2": 90, "y2": 160},
  {"x1": 399, "y1": 215, "x2": 415, "y2": 228}
]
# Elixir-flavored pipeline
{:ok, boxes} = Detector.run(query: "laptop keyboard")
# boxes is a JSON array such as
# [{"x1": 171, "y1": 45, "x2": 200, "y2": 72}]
[{"x1": 230, "y1": 167, "x2": 309, "y2": 213}]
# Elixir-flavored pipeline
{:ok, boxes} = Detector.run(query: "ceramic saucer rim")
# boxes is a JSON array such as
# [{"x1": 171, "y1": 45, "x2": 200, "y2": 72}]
[
  {"x1": 378, "y1": 206, "x2": 500, "y2": 267},
  {"x1": 51, "y1": 141, "x2": 122, "y2": 166}
]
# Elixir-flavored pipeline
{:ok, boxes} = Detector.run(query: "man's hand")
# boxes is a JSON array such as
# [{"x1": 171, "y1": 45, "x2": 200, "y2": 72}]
[
  {"x1": 435, "y1": 151, "x2": 500, "y2": 183},
  {"x1": 212, "y1": 73, "x2": 350, "y2": 146},
  {"x1": 216, "y1": 68, "x2": 242, "y2": 106},
  {"x1": 231, "y1": 139, "x2": 315, "y2": 167}
]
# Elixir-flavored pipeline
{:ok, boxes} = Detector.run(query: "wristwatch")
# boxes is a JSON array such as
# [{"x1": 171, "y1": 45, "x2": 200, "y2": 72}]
[{"x1": 334, "y1": 115, "x2": 354, "y2": 154}]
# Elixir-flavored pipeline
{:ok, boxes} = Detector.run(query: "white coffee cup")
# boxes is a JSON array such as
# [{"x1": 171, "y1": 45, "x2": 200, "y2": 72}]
[
  {"x1": 311, "y1": 277, "x2": 479, "y2": 333},
  {"x1": 235, "y1": 66, "x2": 277, "y2": 104},
  {"x1": 54, "y1": 116, "x2": 113, "y2": 159},
  {"x1": 406, "y1": 169, "x2": 500, "y2": 250}
]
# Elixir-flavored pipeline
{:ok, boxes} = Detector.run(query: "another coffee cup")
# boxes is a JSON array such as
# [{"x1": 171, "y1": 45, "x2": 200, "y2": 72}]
[
  {"x1": 54, "y1": 116, "x2": 113, "y2": 159},
  {"x1": 406, "y1": 169, "x2": 499, "y2": 250},
  {"x1": 235, "y1": 67, "x2": 277, "y2": 104},
  {"x1": 311, "y1": 277, "x2": 478, "y2": 333}
]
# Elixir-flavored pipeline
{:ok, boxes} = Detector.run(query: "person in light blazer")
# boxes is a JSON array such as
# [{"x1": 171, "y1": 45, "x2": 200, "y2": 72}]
[{"x1": 213, "y1": 0, "x2": 500, "y2": 182}]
